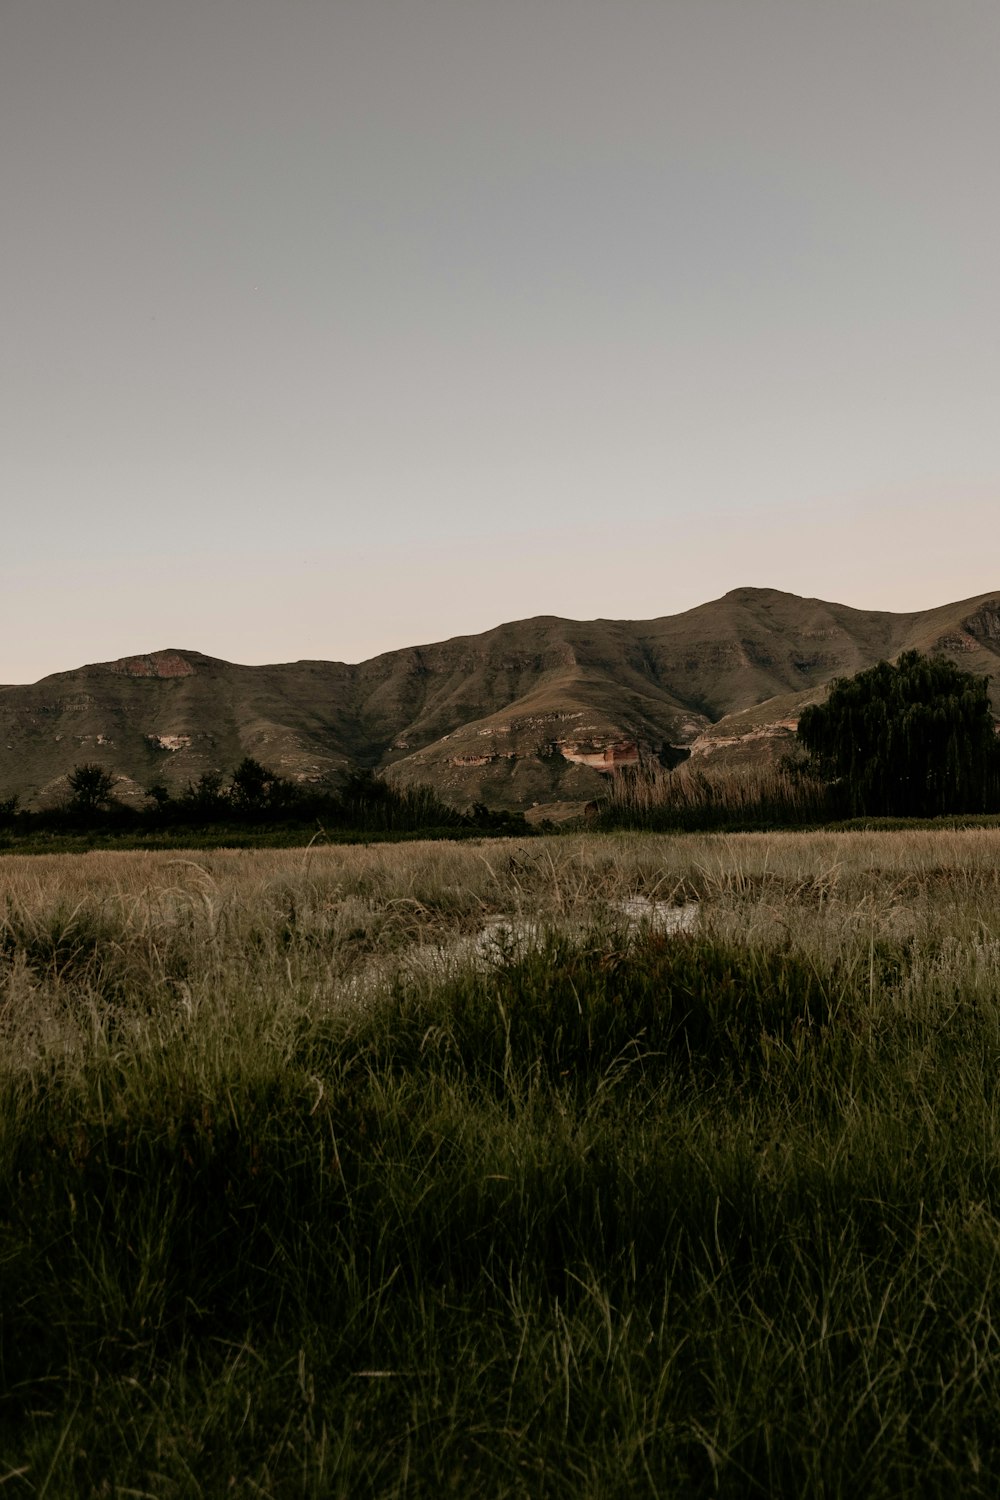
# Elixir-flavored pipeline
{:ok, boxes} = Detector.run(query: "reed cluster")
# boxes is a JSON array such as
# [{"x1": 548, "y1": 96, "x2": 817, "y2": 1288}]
[{"x1": 596, "y1": 760, "x2": 837, "y2": 830}]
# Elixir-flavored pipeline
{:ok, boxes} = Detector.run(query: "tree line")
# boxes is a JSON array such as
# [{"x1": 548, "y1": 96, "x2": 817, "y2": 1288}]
[{"x1": 0, "y1": 757, "x2": 530, "y2": 839}]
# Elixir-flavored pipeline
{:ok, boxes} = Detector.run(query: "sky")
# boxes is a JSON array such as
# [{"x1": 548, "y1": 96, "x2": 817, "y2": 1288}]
[{"x1": 2, "y1": 0, "x2": 999, "y2": 683}]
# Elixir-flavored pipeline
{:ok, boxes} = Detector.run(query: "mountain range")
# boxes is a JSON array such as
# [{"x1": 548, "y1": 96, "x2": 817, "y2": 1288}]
[{"x1": 3, "y1": 587, "x2": 998, "y2": 815}]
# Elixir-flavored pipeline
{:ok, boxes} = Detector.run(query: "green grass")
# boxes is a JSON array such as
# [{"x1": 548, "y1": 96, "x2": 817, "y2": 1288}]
[
  {"x1": 2, "y1": 835, "x2": 1000, "y2": 1494},
  {"x1": 0, "y1": 824, "x2": 508, "y2": 857}
]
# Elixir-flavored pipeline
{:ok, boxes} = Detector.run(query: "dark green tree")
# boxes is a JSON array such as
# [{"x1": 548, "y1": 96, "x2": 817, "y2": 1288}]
[
  {"x1": 66, "y1": 763, "x2": 117, "y2": 813},
  {"x1": 182, "y1": 770, "x2": 228, "y2": 817},
  {"x1": 797, "y1": 651, "x2": 1000, "y2": 816},
  {"x1": 229, "y1": 757, "x2": 292, "y2": 814}
]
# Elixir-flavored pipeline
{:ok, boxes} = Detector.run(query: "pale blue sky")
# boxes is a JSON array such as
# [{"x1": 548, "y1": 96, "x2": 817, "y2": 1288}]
[{"x1": 3, "y1": 0, "x2": 998, "y2": 682}]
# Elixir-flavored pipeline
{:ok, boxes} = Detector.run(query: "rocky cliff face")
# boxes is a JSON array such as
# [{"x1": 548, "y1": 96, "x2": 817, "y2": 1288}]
[
  {"x1": 109, "y1": 652, "x2": 197, "y2": 679},
  {"x1": 2, "y1": 588, "x2": 998, "y2": 813},
  {"x1": 965, "y1": 602, "x2": 1000, "y2": 642}
]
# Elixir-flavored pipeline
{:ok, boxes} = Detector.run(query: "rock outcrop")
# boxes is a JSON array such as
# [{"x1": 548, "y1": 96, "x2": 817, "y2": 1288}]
[{"x1": 110, "y1": 652, "x2": 197, "y2": 679}]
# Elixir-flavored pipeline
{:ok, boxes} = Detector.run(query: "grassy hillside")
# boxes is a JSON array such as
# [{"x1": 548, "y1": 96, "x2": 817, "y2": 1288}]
[{"x1": 2, "y1": 587, "x2": 998, "y2": 811}]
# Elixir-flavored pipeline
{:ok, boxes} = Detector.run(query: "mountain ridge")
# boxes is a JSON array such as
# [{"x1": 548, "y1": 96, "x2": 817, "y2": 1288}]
[{"x1": 3, "y1": 587, "x2": 999, "y2": 813}]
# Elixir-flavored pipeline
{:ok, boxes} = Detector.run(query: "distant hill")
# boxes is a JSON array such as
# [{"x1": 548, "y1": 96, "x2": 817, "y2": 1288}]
[{"x1": 2, "y1": 587, "x2": 998, "y2": 815}]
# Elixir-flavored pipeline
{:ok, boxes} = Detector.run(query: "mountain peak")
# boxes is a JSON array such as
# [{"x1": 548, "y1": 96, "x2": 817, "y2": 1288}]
[
  {"x1": 721, "y1": 585, "x2": 794, "y2": 603},
  {"x1": 2, "y1": 588, "x2": 998, "y2": 813}
]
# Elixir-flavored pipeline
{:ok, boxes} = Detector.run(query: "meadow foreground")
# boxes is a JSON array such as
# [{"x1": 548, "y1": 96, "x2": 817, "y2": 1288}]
[{"x1": 2, "y1": 831, "x2": 1000, "y2": 1496}]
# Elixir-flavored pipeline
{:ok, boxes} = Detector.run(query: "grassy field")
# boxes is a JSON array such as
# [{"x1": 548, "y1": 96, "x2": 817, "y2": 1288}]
[{"x1": 3, "y1": 831, "x2": 1000, "y2": 1495}]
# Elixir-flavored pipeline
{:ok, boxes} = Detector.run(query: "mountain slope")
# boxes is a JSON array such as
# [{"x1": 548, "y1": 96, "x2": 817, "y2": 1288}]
[
  {"x1": 689, "y1": 591, "x2": 1000, "y2": 765},
  {"x1": 2, "y1": 588, "x2": 998, "y2": 812}
]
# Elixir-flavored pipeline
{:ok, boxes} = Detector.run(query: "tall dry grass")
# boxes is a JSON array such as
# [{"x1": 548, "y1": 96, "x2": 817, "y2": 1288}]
[
  {"x1": 596, "y1": 760, "x2": 837, "y2": 830},
  {"x1": 2, "y1": 831, "x2": 1000, "y2": 1494}
]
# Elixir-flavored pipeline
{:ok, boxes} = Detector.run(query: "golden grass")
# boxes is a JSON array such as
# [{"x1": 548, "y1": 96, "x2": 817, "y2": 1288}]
[
  {"x1": 5, "y1": 825, "x2": 1000, "y2": 906},
  {"x1": 4, "y1": 828, "x2": 999, "y2": 1025},
  {"x1": 5, "y1": 829, "x2": 1000, "y2": 1493}
]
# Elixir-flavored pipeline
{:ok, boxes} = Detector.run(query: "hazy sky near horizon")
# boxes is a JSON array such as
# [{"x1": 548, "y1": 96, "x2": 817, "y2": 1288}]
[{"x1": 3, "y1": 0, "x2": 999, "y2": 683}]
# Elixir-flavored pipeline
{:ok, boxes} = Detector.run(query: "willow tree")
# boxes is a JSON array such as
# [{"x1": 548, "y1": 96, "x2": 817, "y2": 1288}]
[{"x1": 797, "y1": 651, "x2": 999, "y2": 817}]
